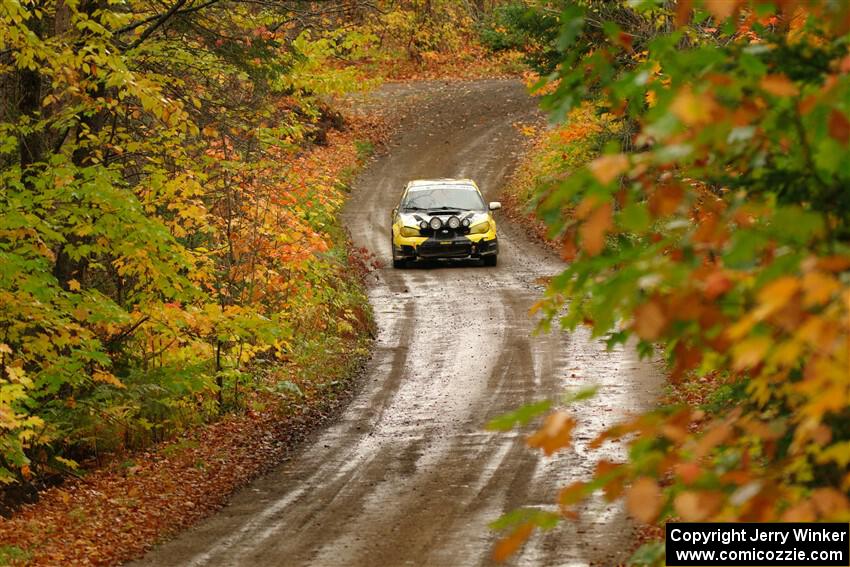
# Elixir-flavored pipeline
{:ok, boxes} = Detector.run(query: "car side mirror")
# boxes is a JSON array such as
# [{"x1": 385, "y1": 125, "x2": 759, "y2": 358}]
[{"x1": 489, "y1": 202, "x2": 502, "y2": 211}]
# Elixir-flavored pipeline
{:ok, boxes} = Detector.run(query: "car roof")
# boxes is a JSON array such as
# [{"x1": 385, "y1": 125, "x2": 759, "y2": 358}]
[{"x1": 406, "y1": 178, "x2": 479, "y2": 189}]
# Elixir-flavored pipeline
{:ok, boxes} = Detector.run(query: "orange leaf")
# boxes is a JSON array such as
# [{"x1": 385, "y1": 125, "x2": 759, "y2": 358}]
[
  {"x1": 649, "y1": 182, "x2": 684, "y2": 217},
  {"x1": 694, "y1": 422, "x2": 733, "y2": 458},
  {"x1": 559, "y1": 481, "x2": 588, "y2": 507},
  {"x1": 782, "y1": 501, "x2": 816, "y2": 522},
  {"x1": 527, "y1": 411, "x2": 576, "y2": 455},
  {"x1": 674, "y1": 491, "x2": 708, "y2": 521},
  {"x1": 671, "y1": 87, "x2": 716, "y2": 125},
  {"x1": 626, "y1": 477, "x2": 662, "y2": 523},
  {"x1": 802, "y1": 271, "x2": 840, "y2": 307},
  {"x1": 675, "y1": 0, "x2": 693, "y2": 26},
  {"x1": 560, "y1": 228, "x2": 578, "y2": 262},
  {"x1": 589, "y1": 154, "x2": 629, "y2": 184},
  {"x1": 578, "y1": 202, "x2": 613, "y2": 256},
  {"x1": 761, "y1": 74, "x2": 799, "y2": 97},
  {"x1": 811, "y1": 488, "x2": 850, "y2": 518},
  {"x1": 816, "y1": 255, "x2": 850, "y2": 272},
  {"x1": 493, "y1": 522, "x2": 534, "y2": 562},
  {"x1": 705, "y1": 0, "x2": 738, "y2": 20},
  {"x1": 703, "y1": 269, "x2": 732, "y2": 299},
  {"x1": 676, "y1": 462, "x2": 702, "y2": 484},
  {"x1": 633, "y1": 300, "x2": 667, "y2": 340},
  {"x1": 596, "y1": 460, "x2": 625, "y2": 501}
]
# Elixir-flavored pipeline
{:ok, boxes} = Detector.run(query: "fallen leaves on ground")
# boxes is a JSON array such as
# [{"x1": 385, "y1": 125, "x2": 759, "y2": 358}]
[{"x1": 0, "y1": 358, "x2": 366, "y2": 566}]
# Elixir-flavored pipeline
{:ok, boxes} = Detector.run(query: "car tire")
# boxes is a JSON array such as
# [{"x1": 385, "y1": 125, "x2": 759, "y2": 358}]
[
  {"x1": 483, "y1": 255, "x2": 498, "y2": 267},
  {"x1": 392, "y1": 258, "x2": 406, "y2": 269}
]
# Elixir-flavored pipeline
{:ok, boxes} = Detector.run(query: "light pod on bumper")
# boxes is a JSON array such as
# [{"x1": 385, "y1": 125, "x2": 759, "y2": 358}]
[
  {"x1": 461, "y1": 218, "x2": 471, "y2": 227},
  {"x1": 429, "y1": 217, "x2": 443, "y2": 230},
  {"x1": 419, "y1": 220, "x2": 429, "y2": 230},
  {"x1": 447, "y1": 216, "x2": 461, "y2": 229}
]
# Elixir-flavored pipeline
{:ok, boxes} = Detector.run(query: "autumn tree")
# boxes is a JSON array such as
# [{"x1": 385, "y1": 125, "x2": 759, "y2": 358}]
[{"x1": 0, "y1": 0, "x2": 380, "y2": 485}]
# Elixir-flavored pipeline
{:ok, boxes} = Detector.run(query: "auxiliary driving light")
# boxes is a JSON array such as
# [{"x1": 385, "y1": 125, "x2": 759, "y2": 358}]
[
  {"x1": 429, "y1": 217, "x2": 443, "y2": 230},
  {"x1": 447, "y1": 216, "x2": 461, "y2": 229},
  {"x1": 419, "y1": 220, "x2": 429, "y2": 230},
  {"x1": 461, "y1": 218, "x2": 471, "y2": 227}
]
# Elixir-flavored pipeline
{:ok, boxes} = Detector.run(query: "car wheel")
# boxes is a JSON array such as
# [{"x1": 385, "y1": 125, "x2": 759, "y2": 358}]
[
  {"x1": 483, "y1": 255, "x2": 497, "y2": 267},
  {"x1": 393, "y1": 258, "x2": 406, "y2": 269}
]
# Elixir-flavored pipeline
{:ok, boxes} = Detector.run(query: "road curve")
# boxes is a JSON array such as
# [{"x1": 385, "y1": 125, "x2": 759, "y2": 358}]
[{"x1": 131, "y1": 80, "x2": 662, "y2": 567}]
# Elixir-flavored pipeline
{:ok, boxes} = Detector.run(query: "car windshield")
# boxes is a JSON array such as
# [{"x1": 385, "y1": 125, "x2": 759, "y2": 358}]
[{"x1": 401, "y1": 185, "x2": 485, "y2": 211}]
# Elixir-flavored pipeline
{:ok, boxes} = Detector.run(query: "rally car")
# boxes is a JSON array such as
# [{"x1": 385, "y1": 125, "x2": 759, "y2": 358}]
[{"x1": 390, "y1": 179, "x2": 500, "y2": 268}]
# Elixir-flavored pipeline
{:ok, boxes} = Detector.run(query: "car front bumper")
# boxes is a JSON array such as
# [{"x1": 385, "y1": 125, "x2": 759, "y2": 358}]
[{"x1": 393, "y1": 233, "x2": 498, "y2": 261}]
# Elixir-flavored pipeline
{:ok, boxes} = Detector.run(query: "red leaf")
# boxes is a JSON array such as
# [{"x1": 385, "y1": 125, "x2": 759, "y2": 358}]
[{"x1": 828, "y1": 109, "x2": 850, "y2": 145}]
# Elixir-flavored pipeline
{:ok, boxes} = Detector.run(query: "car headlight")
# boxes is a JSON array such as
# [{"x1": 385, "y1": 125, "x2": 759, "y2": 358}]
[
  {"x1": 447, "y1": 216, "x2": 460, "y2": 229},
  {"x1": 429, "y1": 217, "x2": 443, "y2": 230},
  {"x1": 469, "y1": 221, "x2": 490, "y2": 234},
  {"x1": 400, "y1": 226, "x2": 420, "y2": 237}
]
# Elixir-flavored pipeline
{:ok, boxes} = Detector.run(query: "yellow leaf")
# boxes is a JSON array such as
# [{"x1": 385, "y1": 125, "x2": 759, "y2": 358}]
[
  {"x1": 68, "y1": 279, "x2": 81, "y2": 291},
  {"x1": 626, "y1": 477, "x2": 661, "y2": 523},
  {"x1": 92, "y1": 370, "x2": 126, "y2": 389},
  {"x1": 732, "y1": 336, "x2": 771, "y2": 370},
  {"x1": 754, "y1": 276, "x2": 800, "y2": 320},
  {"x1": 6, "y1": 366, "x2": 26, "y2": 383},
  {"x1": 589, "y1": 154, "x2": 629, "y2": 184},
  {"x1": 645, "y1": 89, "x2": 657, "y2": 108},
  {"x1": 769, "y1": 340, "x2": 802, "y2": 368},
  {"x1": 817, "y1": 441, "x2": 850, "y2": 468}
]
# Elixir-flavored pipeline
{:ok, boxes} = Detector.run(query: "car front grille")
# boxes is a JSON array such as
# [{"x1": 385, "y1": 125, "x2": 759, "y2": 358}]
[{"x1": 417, "y1": 241, "x2": 472, "y2": 258}]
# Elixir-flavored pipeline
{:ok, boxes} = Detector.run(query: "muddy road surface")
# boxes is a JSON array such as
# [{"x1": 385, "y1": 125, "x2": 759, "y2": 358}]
[{"x1": 132, "y1": 80, "x2": 662, "y2": 567}]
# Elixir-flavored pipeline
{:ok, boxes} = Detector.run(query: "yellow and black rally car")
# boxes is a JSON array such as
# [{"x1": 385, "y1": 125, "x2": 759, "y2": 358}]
[{"x1": 391, "y1": 179, "x2": 500, "y2": 268}]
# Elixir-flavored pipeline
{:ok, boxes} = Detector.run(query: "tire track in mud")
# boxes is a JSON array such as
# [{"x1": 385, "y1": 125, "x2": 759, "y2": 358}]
[{"x1": 130, "y1": 79, "x2": 662, "y2": 567}]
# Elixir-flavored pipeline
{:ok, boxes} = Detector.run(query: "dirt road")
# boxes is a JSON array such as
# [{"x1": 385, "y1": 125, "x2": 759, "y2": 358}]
[{"x1": 132, "y1": 80, "x2": 662, "y2": 567}]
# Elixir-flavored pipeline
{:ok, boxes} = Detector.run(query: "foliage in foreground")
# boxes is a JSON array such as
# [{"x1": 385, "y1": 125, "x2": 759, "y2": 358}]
[{"x1": 490, "y1": 0, "x2": 850, "y2": 562}]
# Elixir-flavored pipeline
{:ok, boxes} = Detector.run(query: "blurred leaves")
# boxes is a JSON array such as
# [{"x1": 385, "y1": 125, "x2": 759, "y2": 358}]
[{"x1": 492, "y1": 0, "x2": 850, "y2": 562}]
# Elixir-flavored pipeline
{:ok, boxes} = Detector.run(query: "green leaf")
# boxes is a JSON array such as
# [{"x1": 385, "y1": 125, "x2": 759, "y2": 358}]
[
  {"x1": 630, "y1": 541, "x2": 665, "y2": 566},
  {"x1": 619, "y1": 202, "x2": 651, "y2": 233},
  {"x1": 490, "y1": 507, "x2": 560, "y2": 531},
  {"x1": 486, "y1": 400, "x2": 552, "y2": 431}
]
